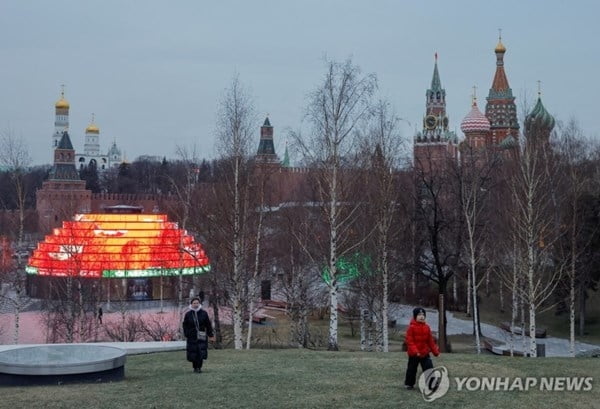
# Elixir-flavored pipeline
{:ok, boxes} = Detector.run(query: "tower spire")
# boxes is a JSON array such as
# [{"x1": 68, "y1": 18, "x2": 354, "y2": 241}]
[{"x1": 430, "y1": 52, "x2": 442, "y2": 91}]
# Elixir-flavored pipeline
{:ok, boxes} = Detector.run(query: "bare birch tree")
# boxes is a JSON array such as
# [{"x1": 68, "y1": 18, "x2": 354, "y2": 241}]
[
  {"x1": 0, "y1": 128, "x2": 32, "y2": 246},
  {"x1": 292, "y1": 58, "x2": 376, "y2": 350},
  {"x1": 213, "y1": 75, "x2": 257, "y2": 349},
  {"x1": 356, "y1": 100, "x2": 408, "y2": 352},
  {"x1": 456, "y1": 145, "x2": 499, "y2": 353},
  {"x1": 554, "y1": 119, "x2": 598, "y2": 356},
  {"x1": 505, "y1": 121, "x2": 564, "y2": 357}
]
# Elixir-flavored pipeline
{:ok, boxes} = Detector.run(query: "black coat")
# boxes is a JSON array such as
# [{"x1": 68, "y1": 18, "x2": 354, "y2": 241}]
[{"x1": 182, "y1": 308, "x2": 214, "y2": 362}]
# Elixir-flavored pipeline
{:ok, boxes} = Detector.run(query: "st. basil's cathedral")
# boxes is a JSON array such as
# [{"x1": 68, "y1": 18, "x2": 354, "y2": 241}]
[{"x1": 413, "y1": 35, "x2": 555, "y2": 171}]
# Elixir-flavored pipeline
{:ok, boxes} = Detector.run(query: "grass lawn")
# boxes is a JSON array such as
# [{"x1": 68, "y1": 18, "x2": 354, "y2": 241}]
[{"x1": 2, "y1": 349, "x2": 599, "y2": 409}]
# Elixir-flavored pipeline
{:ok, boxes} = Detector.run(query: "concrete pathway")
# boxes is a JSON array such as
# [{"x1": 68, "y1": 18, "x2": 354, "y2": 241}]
[{"x1": 389, "y1": 304, "x2": 600, "y2": 357}]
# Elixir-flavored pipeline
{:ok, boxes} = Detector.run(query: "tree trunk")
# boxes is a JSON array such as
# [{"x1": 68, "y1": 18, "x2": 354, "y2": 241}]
[
  {"x1": 381, "y1": 263, "x2": 389, "y2": 352},
  {"x1": 232, "y1": 295, "x2": 244, "y2": 349},
  {"x1": 499, "y1": 282, "x2": 504, "y2": 313},
  {"x1": 246, "y1": 296, "x2": 254, "y2": 350},
  {"x1": 466, "y1": 270, "x2": 472, "y2": 317},
  {"x1": 529, "y1": 301, "x2": 537, "y2": 357},
  {"x1": 438, "y1": 293, "x2": 447, "y2": 353},
  {"x1": 360, "y1": 307, "x2": 367, "y2": 351},
  {"x1": 471, "y1": 265, "x2": 481, "y2": 354},
  {"x1": 452, "y1": 276, "x2": 457, "y2": 307},
  {"x1": 211, "y1": 292, "x2": 223, "y2": 349},
  {"x1": 578, "y1": 283, "x2": 586, "y2": 337},
  {"x1": 13, "y1": 302, "x2": 20, "y2": 344},
  {"x1": 569, "y1": 273, "x2": 575, "y2": 357},
  {"x1": 328, "y1": 284, "x2": 339, "y2": 351}
]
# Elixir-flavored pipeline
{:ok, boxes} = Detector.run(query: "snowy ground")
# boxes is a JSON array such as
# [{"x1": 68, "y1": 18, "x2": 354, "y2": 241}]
[{"x1": 389, "y1": 304, "x2": 600, "y2": 357}]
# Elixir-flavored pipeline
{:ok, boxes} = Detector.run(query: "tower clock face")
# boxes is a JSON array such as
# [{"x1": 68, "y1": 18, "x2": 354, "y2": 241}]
[{"x1": 425, "y1": 115, "x2": 437, "y2": 129}]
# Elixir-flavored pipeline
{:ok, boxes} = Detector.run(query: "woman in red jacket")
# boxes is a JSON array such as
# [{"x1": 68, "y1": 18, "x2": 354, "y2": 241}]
[{"x1": 404, "y1": 307, "x2": 440, "y2": 389}]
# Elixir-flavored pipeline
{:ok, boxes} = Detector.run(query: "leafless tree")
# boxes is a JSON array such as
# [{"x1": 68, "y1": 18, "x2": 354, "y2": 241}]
[
  {"x1": 355, "y1": 99, "x2": 409, "y2": 352},
  {"x1": 502, "y1": 121, "x2": 565, "y2": 357},
  {"x1": 455, "y1": 144, "x2": 500, "y2": 353},
  {"x1": 292, "y1": 58, "x2": 376, "y2": 350},
  {"x1": 412, "y1": 147, "x2": 462, "y2": 353},
  {"x1": 212, "y1": 74, "x2": 257, "y2": 349},
  {"x1": 276, "y1": 204, "x2": 328, "y2": 348},
  {"x1": 0, "y1": 128, "x2": 32, "y2": 246},
  {"x1": 554, "y1": 119, "x2": 599, "y2": 356}
]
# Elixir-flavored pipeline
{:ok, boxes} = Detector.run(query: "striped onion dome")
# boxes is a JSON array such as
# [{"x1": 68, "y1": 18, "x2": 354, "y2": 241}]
[
  {"x1": 460, "y1": 101, "x2": 490, "y2": 133},
  {"x1": 525, "y1": 97, "x2": 555, "y2": 131},
  {"x1": 26, "y1": 213, "x2": 211, "y2": 278}
]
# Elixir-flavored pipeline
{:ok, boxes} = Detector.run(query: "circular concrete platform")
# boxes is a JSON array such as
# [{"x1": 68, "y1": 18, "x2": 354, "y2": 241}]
[{"x1": 0, "y1": 344, "x2": 126, "y2": 386}]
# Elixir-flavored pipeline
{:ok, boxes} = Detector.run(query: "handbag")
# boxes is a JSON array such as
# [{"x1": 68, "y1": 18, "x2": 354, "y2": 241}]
[{"x1": 192, "y1": 311, "x2": 207, "y2": 341}]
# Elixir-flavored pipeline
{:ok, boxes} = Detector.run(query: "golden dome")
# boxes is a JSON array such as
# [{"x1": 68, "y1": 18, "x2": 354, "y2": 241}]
[
  {"x1": 495, "y1": 39, "x2": 506, "y2": 53},
  {"x1": 55, "y1": 97, "x2": 70, "y2": 109},
  {"x1": 86, "y1": 123, "x2": 99, "y2": 133},
  {"x1": 86, "y1": 113, "x2": 99, "y2": 133}
]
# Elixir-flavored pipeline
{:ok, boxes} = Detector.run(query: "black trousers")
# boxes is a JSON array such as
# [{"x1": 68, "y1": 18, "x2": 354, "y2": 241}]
[
  {"x1": 192, "y1": 358, "x2": 203, "y2": 369},
  {"x1": 404, "y1": 355, "x2": 433, "y2": 387}
]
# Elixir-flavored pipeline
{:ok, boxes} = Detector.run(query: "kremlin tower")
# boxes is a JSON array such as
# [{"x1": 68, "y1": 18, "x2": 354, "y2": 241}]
[
  {"x1": 255, "y1": 116, "x2": 279, "y2": 165},
  {"x1": 413, "y1": 54, "x2": 458, "y2": 174}
]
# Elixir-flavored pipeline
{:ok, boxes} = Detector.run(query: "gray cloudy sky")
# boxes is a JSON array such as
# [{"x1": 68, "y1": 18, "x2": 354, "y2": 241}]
[{"x1": 1, "y1": 0, "x2": 598, "y2": 166}]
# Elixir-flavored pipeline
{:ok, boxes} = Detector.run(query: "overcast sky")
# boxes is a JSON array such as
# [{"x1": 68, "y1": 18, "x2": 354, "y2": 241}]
[{"x1": 1, "y1": 0, "x2": 598, "y2": 166}]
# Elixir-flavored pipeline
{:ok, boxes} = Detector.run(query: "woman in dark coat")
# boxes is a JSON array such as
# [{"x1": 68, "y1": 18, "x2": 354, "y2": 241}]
[{"x1": 182, "y1": 297, "x2": 215, "y2": 373}]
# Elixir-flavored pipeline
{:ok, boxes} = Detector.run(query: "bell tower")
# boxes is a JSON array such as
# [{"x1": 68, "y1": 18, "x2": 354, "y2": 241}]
[
  {"x1": 52, "y1": 85, "x2": 70, "y2": 153},
  {"x1": 485, "y1": 32, "x2": 519, "y2": 145}
]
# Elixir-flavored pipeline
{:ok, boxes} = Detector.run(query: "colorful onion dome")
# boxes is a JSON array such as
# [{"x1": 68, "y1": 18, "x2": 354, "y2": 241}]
[
  {"x1": 26, "y1": 213, "x2": 211, "y2": 278},
  {"x1": 525, "y1": 97, "x2": 555, "y2": 131},
  {"x1": 460, "y1": 101, "x2": 490, "y2": 133}
]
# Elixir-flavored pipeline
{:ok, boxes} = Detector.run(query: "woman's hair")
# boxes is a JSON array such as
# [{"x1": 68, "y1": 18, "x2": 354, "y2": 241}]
[{"x1": 190, "y1": 297, "x2": 201, "y2": 304}]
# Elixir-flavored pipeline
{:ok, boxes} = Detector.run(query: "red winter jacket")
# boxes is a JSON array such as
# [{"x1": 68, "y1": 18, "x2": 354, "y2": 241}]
[{"x1": 405, "y1": 318, "x2": 440, "y2": 357}]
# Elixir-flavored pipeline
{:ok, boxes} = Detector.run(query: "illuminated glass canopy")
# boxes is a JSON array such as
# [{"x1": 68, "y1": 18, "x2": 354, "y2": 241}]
[{"x1": 26, "y1": 213, "x2": 210, "y2": 278}]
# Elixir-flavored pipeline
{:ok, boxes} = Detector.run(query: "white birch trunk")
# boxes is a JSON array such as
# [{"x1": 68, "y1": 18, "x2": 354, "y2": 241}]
[
  {"x1": 360, "y1": 307, "x2": 367, "y2": 351},
  {"x1": 471, "y1": 264, "x2": 481, "y2": 354},
  {"x1": 232, "y1": 155, "x2": 245, "y2": 350},
  {"x1": 381, "y1": 261, "x2": 389, "y2": 352},
  {"x1": 246, "y1": 296, "x2": 254, "y2": 350},
  {"x1": 509, "y1": 248, "x2": 518, "y2": 357},
  {"x1": 13, "y1": 302, "x2": 20, "y2": 344},
  {"x1": 466, "y1": 270, "x2": 472, "y2": 317},
  {"x1": 528, "y1": 301, "x2": 537, "y2": 357},
  {"x1": 452, "y1": 276, "x2": 457, "y2": 305},
  {"x1": 569, "y1": 273, "x2": 575, "y2": 357},
  {"x1": 521, "y1": 294, "x2": 527, "y2": 355},
  {"x1": 232, "y1": 296, "x2": 244, "y2": 350},
  {"x1": 328, "y1": 285, "x2": 339, "y2": 351}
]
